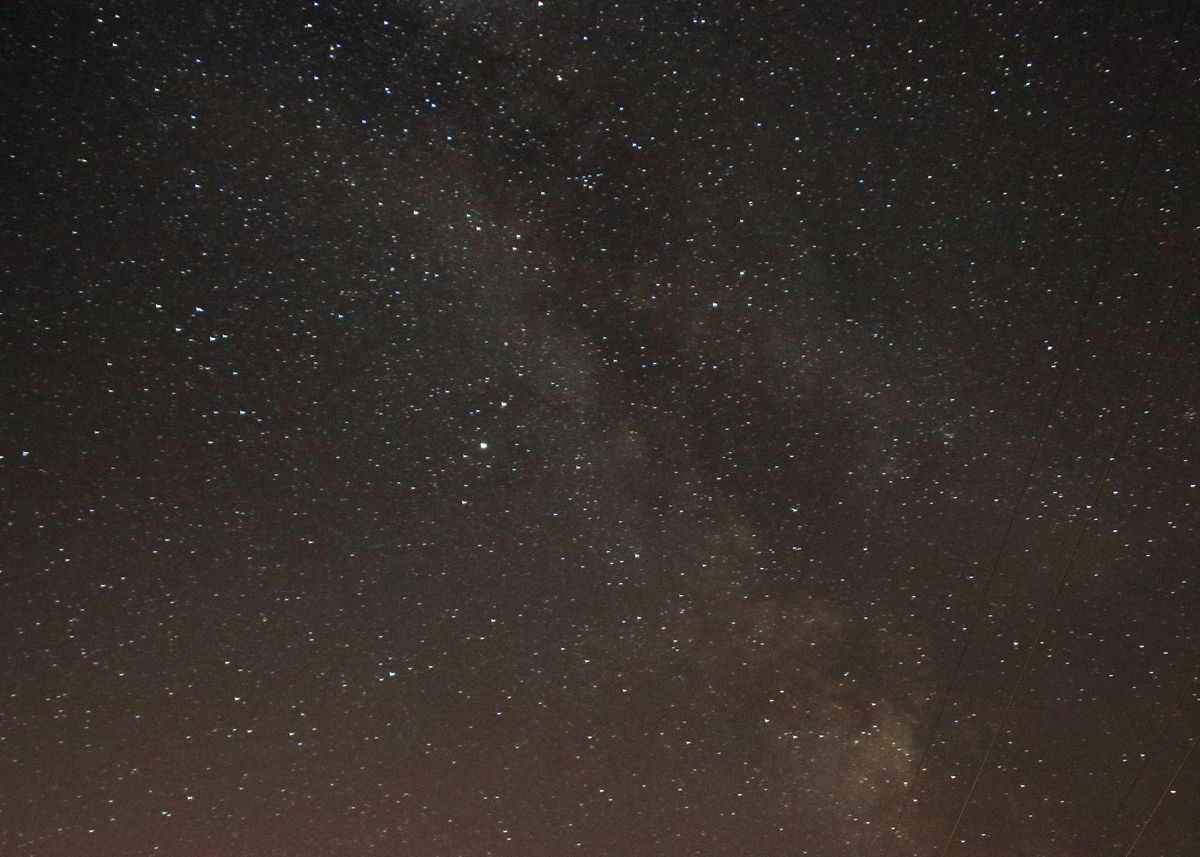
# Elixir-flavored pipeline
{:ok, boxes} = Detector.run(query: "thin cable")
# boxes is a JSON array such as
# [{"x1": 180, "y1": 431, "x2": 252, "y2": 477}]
[
  {"x1": 1121, "y1": 736, "x2": 1198, "y2": 857},
  {"x1": 1094, "y1": 670, "x2": 1198, "y2": 849},
  {"x1": 879, "y1": 376, "x2": 1057, "y2": 857},
  {"x1": 936, "y1": 246, "x2": 1194, "y2": 855},
  {"x1": 877, "y1": 8, "x2": 1185, "y2": 853}
]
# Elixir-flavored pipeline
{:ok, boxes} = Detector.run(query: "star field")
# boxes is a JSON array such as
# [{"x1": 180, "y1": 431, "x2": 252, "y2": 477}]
[{"x1": 1, "y1": 1, "x2": 1198, "y2": 855}]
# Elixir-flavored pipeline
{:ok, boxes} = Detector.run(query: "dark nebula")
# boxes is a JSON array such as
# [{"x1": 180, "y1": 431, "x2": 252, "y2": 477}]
[{"x1": 1, "y1": 1, "x2": 1197, "y2": 855}]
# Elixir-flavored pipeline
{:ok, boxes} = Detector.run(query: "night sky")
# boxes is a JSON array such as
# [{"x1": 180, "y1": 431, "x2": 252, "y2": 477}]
[{"x1": 2, "y1": 1, "x2": 1198, "y2": 855}]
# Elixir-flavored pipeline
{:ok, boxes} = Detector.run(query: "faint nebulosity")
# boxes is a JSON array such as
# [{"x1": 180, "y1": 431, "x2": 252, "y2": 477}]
[{"x1": 1, "y1": 1, "x2": 1197, "y2": 855}]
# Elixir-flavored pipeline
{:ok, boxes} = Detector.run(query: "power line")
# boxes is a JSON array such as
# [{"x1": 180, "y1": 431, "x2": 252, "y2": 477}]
[
  {"x1": 878, "y1": 7, "x2": 1188, "y2": 853},
  {"x1": 936, "y1": 243, "x2": 1194, "y2": 855},
  {"x1": 1093, "y1": 668, "x2": 1198, "y2": 849},
  {"x1": 1121, "y1": 736, "x2": 1198, "y2": 857}
]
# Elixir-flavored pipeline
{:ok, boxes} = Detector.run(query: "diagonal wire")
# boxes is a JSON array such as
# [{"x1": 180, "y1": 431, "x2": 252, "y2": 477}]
[
  {"x1": 1121, "y1": 735, "x2": 1198, "y2": 857},
  {"x1": 1093, "y1": 672, "x2": 1198, "y2": 848},
  {"x1": 935, "y1": 243, "x2": 1195, "y2": 855},
  {"x1": 878, "y1": 7, "x2": 1187, "y2": 853}
]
